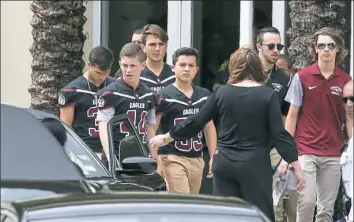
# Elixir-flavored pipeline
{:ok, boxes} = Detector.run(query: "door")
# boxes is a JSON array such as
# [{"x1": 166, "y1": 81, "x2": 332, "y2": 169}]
[
  {"x1": 191, "y1": 1, "x2": 241, "y2": 91},
  {"x1": 101, "y1": 1, "x2": 168, "y2": 75}
]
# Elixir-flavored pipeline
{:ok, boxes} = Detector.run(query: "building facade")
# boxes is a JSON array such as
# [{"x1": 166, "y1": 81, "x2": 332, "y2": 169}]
[{"x1": 1, "y1": 1, "x2": 353, "y2": 107}]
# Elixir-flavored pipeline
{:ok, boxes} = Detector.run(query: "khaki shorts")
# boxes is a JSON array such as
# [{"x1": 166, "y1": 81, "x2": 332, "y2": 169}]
[{"x1": 159, "y1": 154, "x2": 204, "y2": 194}]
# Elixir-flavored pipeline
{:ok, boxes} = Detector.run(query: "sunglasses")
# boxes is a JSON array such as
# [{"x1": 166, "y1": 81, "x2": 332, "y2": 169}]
[
  {"x1": 342, "y1": 96, "x2": 354, "y2": 103},
  {"x1": 262, "y1": 43, "x2": 284, "y2": 51},
  {"x1": 317, "y1": 43, "x2": 337, "y2": 50}
]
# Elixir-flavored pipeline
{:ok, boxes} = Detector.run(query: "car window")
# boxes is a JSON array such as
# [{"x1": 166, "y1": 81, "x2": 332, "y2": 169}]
[
  {"x1": 63, "y1": 127, "x2": 110, "y2": 179},
  {"x1": 31, "y1": 213, "x2": 264, "y2": 222}
]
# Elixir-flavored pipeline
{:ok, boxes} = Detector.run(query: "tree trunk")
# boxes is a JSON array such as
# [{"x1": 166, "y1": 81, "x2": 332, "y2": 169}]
[
  {"x1": 287, "y1": 0, "x2": 351, "y2": 73},
  {"x1": 28, "y1": 1, "x2": 87, "y2": 114}
]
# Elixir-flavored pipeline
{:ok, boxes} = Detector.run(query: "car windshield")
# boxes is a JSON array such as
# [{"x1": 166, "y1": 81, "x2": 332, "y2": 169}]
[
  {"x1": 34, "y1": 213, "x2": 264, "y2": 222},
  {"x1": 63, "y1": 126, "x2": 111, "y2": 179}
]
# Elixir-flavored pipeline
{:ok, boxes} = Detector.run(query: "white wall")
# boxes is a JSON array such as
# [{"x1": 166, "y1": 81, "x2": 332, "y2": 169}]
[
  {"x1": 0, "y1": 1, "x2": 93, "y2": 108},
  {"x1": 1, "y1": 1, "x2": 33, "y2": 107}
]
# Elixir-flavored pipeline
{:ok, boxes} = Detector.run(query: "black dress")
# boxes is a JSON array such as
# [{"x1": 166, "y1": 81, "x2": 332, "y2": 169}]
[{"x1": 169, "y1": 84, "x2": 298, "y2": 222}]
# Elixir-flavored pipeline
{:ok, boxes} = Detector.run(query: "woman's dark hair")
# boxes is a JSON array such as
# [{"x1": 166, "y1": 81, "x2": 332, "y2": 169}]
[
  {"x1": 88, "y1": 46, "x2": 114, "y2": 71},
  {"x1": 41, "y1": 118, "x2": 67, "y2": 146},
  {"x1": 228, "y1": 46, "x2": 268, "y2": 84}
]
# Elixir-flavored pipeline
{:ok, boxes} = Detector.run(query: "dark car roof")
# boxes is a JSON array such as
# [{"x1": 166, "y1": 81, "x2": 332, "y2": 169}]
[
  {"x1": 6, "y1": 192, "x2": 263, "y2": 220},
  {"x1": 0, "y1": 104, "x2": 85, "y2": 181},
  {"x1": 25, "y1": 108, "x2": 59, "y2": 121}
]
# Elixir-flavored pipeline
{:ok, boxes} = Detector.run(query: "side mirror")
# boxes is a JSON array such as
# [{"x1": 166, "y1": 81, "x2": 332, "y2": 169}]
[{"x1": 121, "y1": 156, "x2": 156, "y2": 174}]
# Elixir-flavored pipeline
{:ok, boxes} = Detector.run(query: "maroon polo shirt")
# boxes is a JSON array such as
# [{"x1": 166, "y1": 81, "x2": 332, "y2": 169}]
[{"x1": 295, "y1": 62, "x2": 351, "y2": 156}]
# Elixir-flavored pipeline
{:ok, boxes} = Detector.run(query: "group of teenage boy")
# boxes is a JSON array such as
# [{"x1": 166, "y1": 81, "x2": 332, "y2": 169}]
[{"x1": 57, "y1": 24, "x2": 353, "y2": 222}]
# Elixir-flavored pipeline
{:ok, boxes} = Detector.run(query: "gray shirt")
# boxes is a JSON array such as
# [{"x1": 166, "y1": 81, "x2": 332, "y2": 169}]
[{"x1": 285, "y1": 73, "x2": 303, "y2": 108}]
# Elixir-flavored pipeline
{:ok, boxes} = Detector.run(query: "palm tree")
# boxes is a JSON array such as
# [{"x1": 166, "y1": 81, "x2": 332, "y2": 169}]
[
  {"x1": 28, "y1": 1, "x2": 87, "y2": 114},
  {"x1": 287, "y1": 0, "x2": 351, "y2": 73}
]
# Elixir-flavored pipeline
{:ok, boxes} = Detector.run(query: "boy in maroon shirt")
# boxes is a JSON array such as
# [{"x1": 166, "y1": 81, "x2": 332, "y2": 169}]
[{"x1": 281, "y1": 27, "x2": 352, "y2": 222}]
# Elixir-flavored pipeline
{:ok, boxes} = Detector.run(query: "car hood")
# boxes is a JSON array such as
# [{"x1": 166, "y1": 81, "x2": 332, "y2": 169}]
[
  {"x1": 1, "y1": 180, "x2": 91, "y2": 202},
  {"x1": 117, "y1": 172, "x2": 165, "y2": 190},
  {"x1": 88, "y1": 178, "x2": 155, "y2": 191}
]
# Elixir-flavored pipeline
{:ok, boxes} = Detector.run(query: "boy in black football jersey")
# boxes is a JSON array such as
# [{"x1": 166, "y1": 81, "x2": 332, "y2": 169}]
[
  {"x1": 151, "y1": 47, "x2": 217, "y2": 194},
  {"x1": 96, "y1": 43, "x2": 157, "y2": 163},
  {"x1": 140, "y1": 24, "x2": 175, "y2": 92},
  {"x1": 58, "y1": 46, "x2": 115, "y2": 155}
]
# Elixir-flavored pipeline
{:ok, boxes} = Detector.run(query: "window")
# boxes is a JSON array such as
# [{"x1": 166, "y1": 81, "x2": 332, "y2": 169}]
[
  {"x1": 33, "y1": 213, "x2": 264, "y2": 222},
  {"x1": 103, "y1": 1, "x2": 167, "y2": 74},
  {"x1": 63, "y1": 125, "x2": 110, "y2": 179}
]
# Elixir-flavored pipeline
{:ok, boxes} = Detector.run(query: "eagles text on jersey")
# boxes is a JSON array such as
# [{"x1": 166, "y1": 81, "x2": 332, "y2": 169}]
[
  {"x1": 58, "y1": 76, "x2": 116, "y2": 152},
  {"x1": 156, "y1": 84, "x2": 211, "y2": 157},
  {"x1": 97, "y1": 78, "x2": 157, "y2": 150}
]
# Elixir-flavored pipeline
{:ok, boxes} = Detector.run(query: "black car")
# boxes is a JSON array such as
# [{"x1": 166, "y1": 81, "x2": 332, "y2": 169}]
[
  {"x1": 1, "y1": 192, "x2": 271, "y2": 222},
  {"x1": 1, "y1": 104, "x2": 162, "y2": 202},
  {"x1": 25, "y1": 108, "x2": 165, "y2": 191},
  {"x1": 1, "y1": 103, "x2": 95, "y2": 201}
]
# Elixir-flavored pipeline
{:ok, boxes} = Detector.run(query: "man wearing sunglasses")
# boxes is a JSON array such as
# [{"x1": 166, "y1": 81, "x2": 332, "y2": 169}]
[
  {"x1": 256, "y1": 27, "x2": 291, "y2": 122},
  {"x1": 256, "y1": 27, "x2": 297, "y2": 222},
  {"x1": 341, "y1": 80, "x2": 353, "y2": 222},
  {"x1": 282, "y1": 27, "x2": 352, "y2": 222}
]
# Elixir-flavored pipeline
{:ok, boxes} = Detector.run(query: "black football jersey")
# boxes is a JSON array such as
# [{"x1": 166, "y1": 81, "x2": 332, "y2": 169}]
[
  {"x1": 265, "y1": 66, "x2": 292, "y2": 115},
  {"x1": 58, "y1": 76, "x2": 116, "y2": 152},
  {"x1": 156, "y1": 84, "x2": 211, "y2": 157},
  {"x1": 140, "y1": 64, "x2": 175, "y2": 92},
  {"x1": 97, "y1": 78, "x2": 157, "y2": 149}
]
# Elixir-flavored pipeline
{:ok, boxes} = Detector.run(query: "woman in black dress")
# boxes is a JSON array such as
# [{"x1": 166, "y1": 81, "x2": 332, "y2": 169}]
[{"x1": 150, "y1": 46, "x2": 305, "y2": 221}]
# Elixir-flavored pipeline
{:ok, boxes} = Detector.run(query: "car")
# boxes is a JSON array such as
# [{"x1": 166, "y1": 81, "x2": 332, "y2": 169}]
[
  {"x1": 0, "y1": 103, "x2": 95, "y2": 201},
  {"x1": 0, "y1": 192, "x2": 272, "y2": 222},
  {"x1": 25, "y1": 108, "x2": 165, "y2": 191}
]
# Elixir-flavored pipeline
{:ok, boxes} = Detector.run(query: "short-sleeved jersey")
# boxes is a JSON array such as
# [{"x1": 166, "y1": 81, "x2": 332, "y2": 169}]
[
  {"x1": 97, "y1": 78, "x2": 157, "y2": 148},
  {"x1": 265, "y1": 66, "x2": 292, "y2": 116},
  {"x1": 156, "y1": 84, "x2": 211, "y2": 157},
  {"x1": 58, "y1": 75, "x2": 116, "y2": 152},
  {"x1": 140, "y1": 64, "x2": 175, "y2": 92}
]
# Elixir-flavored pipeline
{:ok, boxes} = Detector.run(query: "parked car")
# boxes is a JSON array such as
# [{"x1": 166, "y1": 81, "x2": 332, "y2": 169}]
[
  {"x1": 25, "y1": 108, "x2": 165, "y2": 191},
  {"x1": 0, "y1": 103, "x2": 95, "y2": 201},
  {"x1": 1, "y1": 192, "x2": 272, "y2": 222}
]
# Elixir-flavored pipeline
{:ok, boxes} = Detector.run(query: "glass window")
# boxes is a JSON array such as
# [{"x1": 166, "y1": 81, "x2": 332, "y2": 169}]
[
  {"x1": 63, "y1": 126, "x2": 110, "y2": 179},
  {"x1": 111, "y1": 118, "x2": 147, "y2": 166},
  {"x1": 33, "y1": 213, "x2": 264, "y2": 222},
  {"x1": 104, "y1": 1, "x2": 167, "y2": 74}
]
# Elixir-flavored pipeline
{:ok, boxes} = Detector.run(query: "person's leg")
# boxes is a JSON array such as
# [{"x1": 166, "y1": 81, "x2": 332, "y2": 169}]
[
  {"x1": 159, "y1": 154, "x2": 190, "y2": 193},
  {"x1": 188, "y1": 156, "x2": 205, "y2": 194},
  {"x1": 283, "y1": 193, "x2": 298, "y2": 222},
  {"x1": 315, "y1": 156, "x2": 341, "y2": 222},
  {"x1": 272, "y1": 163, "x2": 286, "y2": 222},
  {"x1": 270, "y1": 148, "x2": 282, "y2": 171},
  {"x1": 212, "y1": 150, "x2": 241, "y2": 197},
  {"x1": 274, "y1": 198, "x2": 286, "y2": 222},
  {"x1": 238, "y1": 160, "x2": 275, "y2": 222},
  {"x1": 199, "y1": 147, "x2": 213, "y2": 194},
  {"x1": 296, "y1": 155, "x2": 317, "y2": 222}
]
